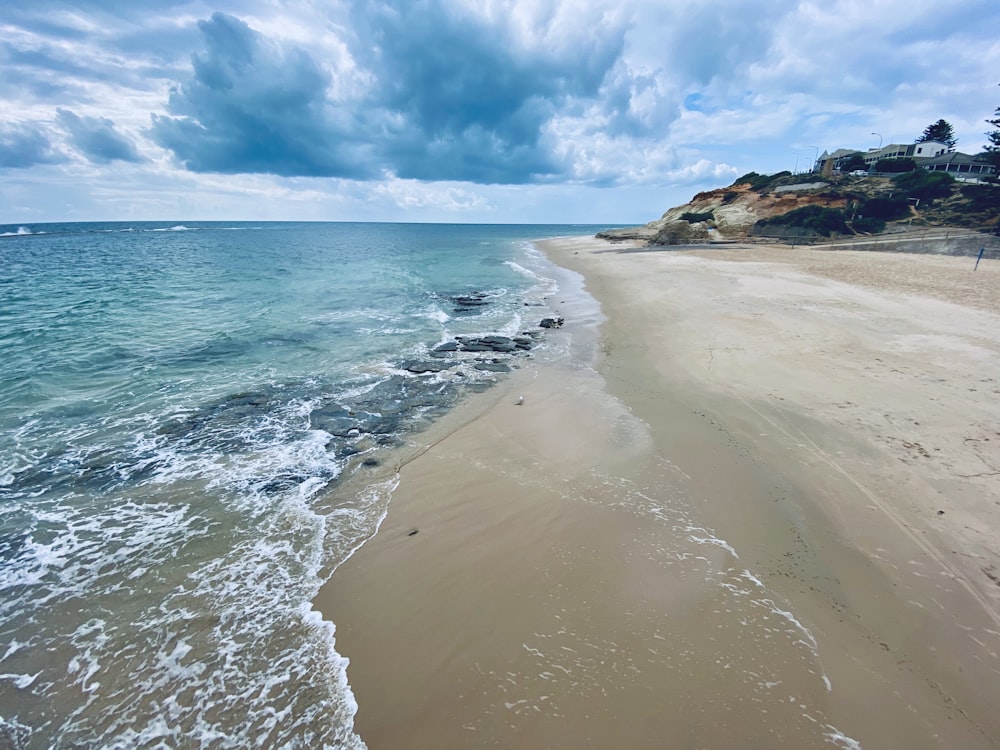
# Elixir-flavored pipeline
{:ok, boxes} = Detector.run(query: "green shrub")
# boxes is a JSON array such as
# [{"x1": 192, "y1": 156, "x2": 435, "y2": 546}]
[
  {"x1": 851, "y1": 216, "x2": 886, "y2": 233},
  {"x1": 875, "y1": 157, "x2": 916, "y2": 173},
  {"x1": 838, "y1": 154, "x2": 868, "y2": 172},
  {"x1": 860, "y1": 196, "x2": 911, "y2": 221},
  {"x1": 959, "y1": 184, "x2": 1000, "y2": 212},
  {"x1": 755, "y1": 205, "x2": 850, "y2": 237},
  {"x1": 891, "y1": 170, "x2": 955, "y2": 204},
  {"x1": 732, "y1": 172, "x2": 763, "y2": 187},
  {"x1": 731, "y1": 171, "x2": 793, "y2": 190},
  {"x1": 679, "y1": 210, "x2": 715, "y2": 223}
]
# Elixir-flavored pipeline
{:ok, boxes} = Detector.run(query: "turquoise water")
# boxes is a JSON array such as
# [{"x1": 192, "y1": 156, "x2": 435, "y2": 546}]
[{"x1": 0, "y1": 221, "x2": 604, "y2": 748}]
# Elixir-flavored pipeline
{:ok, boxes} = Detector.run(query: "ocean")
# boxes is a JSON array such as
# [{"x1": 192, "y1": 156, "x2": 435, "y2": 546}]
[{"x1": 0, "y1": 221, "x2": 607, "y2": 748}]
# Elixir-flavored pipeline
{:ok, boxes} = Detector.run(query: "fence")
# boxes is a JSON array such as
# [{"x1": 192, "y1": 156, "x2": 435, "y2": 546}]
[{"x1": 751, "y1": 228, "x2": 1000, "y2": 257}]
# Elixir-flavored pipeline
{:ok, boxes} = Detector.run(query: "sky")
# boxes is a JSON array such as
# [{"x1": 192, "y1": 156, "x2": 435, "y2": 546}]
[{"x1": 1, "y1": 0, "x2": 998, "y2": 225}]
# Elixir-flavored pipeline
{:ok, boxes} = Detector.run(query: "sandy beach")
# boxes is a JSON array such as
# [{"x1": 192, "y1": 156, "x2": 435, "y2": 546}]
[{"x1": 316, "y1": 237, "x2": 1000, "y2": 749}]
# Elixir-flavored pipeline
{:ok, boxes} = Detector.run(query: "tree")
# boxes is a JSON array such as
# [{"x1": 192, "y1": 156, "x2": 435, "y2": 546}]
[
  {"x1": 875, "y1": 157, "x2": 916, "y2": 173},
  {"x1": 916, "y1": 119, "x2": 957, "y2": 148},
  {"x1": 984, "y1": 104, "x2": 1000, "y2": 171},
  {"x1": 838, "y1": 153, "x2": 867, "y2": 172}
]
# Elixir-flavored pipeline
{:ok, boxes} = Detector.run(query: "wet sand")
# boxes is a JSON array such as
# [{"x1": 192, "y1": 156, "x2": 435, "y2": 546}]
[{"x1": 316, "y1": 237, "x2": 1000, "y2": 749}]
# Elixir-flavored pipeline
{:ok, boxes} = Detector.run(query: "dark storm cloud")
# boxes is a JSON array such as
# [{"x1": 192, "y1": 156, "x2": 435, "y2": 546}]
[
  {"x1": 150, "y1": 6, "x2": 627, "y2": 183},
  {"x1": 150, "y1": 13, "x2": 376, "y2": 178},
  {"x1": 57, "y1": 109, "x2": 142, "y2": 163},
  {"x1": 352, "y1": 0, "x2": 625, "y2": 182},
  {"x1": 0, "y1": 122, "x2": 64, "y2": 168}
]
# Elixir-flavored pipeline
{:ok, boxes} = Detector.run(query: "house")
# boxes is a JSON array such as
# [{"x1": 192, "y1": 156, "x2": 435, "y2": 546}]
[
  {"x1": 862, "y1": 140, "x2": 950, "y2": 166},
  {"x1": 920, "y1": 151, "x2": 996, "y2": 178},
  {"x1": 912, "y1": 141, "x2": 949, "y2": 159},
  {"x1": 816, "y1": 148, "x2": 863, "y2": 173}
]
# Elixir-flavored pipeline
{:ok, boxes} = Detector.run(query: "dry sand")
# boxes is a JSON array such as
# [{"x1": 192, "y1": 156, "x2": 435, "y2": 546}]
[{"x1": 316, "y1": 237, "x2": 1000, "y2": 749}]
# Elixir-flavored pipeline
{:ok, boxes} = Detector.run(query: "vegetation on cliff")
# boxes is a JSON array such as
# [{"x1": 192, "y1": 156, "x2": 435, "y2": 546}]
[
  {"x1": 595, "y1": 104, "x2": 999, "y2": 245},
  {"x1": 599, "y1": 167, "x2": 999, "y2": 245}
]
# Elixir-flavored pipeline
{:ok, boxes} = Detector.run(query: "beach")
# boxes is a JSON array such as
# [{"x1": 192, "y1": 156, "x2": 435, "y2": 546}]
[{"x1": 316, "y1": 237, "x2": 1000, "y2": 749}]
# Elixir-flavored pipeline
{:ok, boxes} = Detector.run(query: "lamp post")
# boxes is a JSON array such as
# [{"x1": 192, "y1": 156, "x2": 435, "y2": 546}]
[{"x1": 870, "y1": 133, "x2": 883, "y2": 175}]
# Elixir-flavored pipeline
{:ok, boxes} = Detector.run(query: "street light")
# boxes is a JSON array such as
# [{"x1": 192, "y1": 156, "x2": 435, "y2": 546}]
[{"x1": 870, "y1": 133, "x2": 883, "y2": 175}]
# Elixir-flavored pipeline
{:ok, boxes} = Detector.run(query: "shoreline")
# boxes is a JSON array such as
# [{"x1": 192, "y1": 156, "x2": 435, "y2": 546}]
[{"x1": 315, "y1": 237, "x2": 1000, "y2": 749}]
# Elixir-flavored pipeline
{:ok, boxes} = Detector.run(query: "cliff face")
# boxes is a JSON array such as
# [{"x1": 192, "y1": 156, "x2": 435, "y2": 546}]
[
  {"x1": 598, "y1": 180, "x2": 855, "y2": 243},
  {"x1": 598, "y1": 172, "x2": 998, "y2": 245}
]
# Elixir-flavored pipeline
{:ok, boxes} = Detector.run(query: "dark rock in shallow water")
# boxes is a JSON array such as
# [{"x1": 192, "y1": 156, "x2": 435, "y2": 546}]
[
  {"x1": 474, "y1": 362, "x2": 512, "y2": 373},
  {"x1": 512, "y1": 336, "x2": 534, "y2": 350},
  {"x1": 157, "y1": 389, "x2": 277, "y2": 438},
  {"x1": 479, "y1": 335, "x2": 517, "y2": 352},
  {"x1": 457, "y1": 341, "x2": 494, "y2": 352},
  {"x1": 403, "y1": 360, "x2": 455, "y2": 374},
  {"x1": 259, "y1": 472, "x2": 321, "y2": 496},
  {"x1": 539, "y1": 317, "x2": 564, "y2": 329},
  {"x1": 309, "y1": 405, "x2": 393, "y2": 438},
  {"x1": 456, "y1": 335, "x2": 521, "y2": 353},
  {"x1": 451, "y1": 292, "x2": 491, "y2": 313},
  {"x1": 432, "y1": 341, "x2": 460, "y2": 352}
]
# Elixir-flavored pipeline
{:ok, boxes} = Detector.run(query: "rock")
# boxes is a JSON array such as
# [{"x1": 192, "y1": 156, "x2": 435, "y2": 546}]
[
  {"x1": 479, "y1": 335, "x2": 517, "y2": 352},
  {"x1": 403, "y1": 360, "x2": 454, "y2": 374},
  {"x1": 539, "y1": 317, "x2": 564, "y2": 329},
  {"x1": 455, "y1": 336, "x2": 518, "y2": 353},
  {"x1": 432, "y1": 341, "x2": 460, "y2": 352},
  {"x1": 451, "y1": 293, "x2": 490, "y2": 313},
  {"x1": 458, "y1": 341, "x2": 494, "y2": 352},
  {"x1": 474, "y1": 362, "x2": 512, "y2": 373}
]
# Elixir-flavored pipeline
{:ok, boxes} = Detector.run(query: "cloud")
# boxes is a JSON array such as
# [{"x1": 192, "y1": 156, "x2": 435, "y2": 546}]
[
  {"x1": 0, "y1": 121, "x2": 64, "y2": 168},
  {"x1": 3, "y1": 0, "x2": 1000, "y2": 223},
  {"x1": 150, "y1": 12, "x2": 377, "y2": 178},
  {"x1": 352, "y1": 0, "x2": 627, "y2": 182},
  {"x1": 151, "y1": 5, "x2": 631, "y2": 184},
  {"x1": 56, "y1": 109, "x2": 143, "y2": 163},
  {"x1": 0, "y1": 10, "x2": 195, "y2": 112}
]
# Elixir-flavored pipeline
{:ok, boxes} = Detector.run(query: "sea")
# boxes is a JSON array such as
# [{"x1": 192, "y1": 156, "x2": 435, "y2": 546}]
[{"x1": 0, "y1": 221, "x2": 609, "y2": 748}]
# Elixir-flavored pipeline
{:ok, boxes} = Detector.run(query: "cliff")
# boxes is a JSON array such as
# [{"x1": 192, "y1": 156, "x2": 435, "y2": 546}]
[{"x1": 600, "y1": 171, "x2": 999, "y2": 245}]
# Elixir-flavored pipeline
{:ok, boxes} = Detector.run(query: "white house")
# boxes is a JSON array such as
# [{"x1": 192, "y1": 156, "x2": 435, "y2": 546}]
[
  {"x1": 862, "y1": 140, "x2": 950, "y2": 166},
  {"x1": 912, "y1": 141, "x2": 949, "y2": 159}
]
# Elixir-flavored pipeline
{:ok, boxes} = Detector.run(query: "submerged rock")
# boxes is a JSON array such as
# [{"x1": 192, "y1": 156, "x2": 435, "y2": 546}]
[
  {"x1": 474, "y1": 362, "x2": 512, "y2": 373},
  {"x1": 451, "y1": 292, "x2": 491, "y2": 313},
  {"x1": 403, "y1": 360, "x2": 455, "y2": 374}
]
